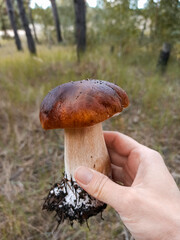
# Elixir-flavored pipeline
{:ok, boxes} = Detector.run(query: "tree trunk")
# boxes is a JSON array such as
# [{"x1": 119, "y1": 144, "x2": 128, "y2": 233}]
[
  {"x1": 138, "y1": 19, "x2": 147, "y2": 45},
  {"x1": 73, "y1": 0, "x2": 86, "y2": 59},
  {"x1": 16, "y1": 0, "x2": 36, "y2": 54},
  {"x1": 28, "y1": 0, "x2": 39, "y2": 44},
  {"x1": 157, "y1": 43, "x2": 171, "y2": 73},
  {"x1": 6, "y1": 0, "x2": 22, "y2": 51},
  {"x1": 50, "y1": 0, "x2": 63, "y2": 43}
]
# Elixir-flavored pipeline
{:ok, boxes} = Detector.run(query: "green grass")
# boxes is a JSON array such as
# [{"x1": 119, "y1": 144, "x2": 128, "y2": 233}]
[{"x1": 0, "y1": 39, "x2": 180, "y2": 240}]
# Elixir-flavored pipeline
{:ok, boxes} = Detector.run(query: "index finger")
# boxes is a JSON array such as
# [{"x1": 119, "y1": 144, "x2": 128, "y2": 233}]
[{"x1": 104, "y1": 131, "x2": 140, "y2": 157}]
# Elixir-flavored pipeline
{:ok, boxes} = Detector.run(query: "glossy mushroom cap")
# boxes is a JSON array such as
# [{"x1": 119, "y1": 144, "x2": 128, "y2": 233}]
[{"x1": 40, "y1": 79, "x2": 129, "y2": 129}]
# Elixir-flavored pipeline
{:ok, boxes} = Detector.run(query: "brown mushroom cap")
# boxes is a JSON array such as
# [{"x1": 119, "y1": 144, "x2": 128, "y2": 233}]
[{"x1": 40, "y1": 79, "x2": 129, "y2": 129}]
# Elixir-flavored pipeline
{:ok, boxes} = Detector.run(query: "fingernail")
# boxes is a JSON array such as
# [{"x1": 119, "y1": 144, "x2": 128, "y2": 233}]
[{"x1": 75, "y1": 166, "x2": 93, "y2": 185}]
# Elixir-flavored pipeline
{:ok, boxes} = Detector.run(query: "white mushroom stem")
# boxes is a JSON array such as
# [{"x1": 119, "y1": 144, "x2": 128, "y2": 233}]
[{"x1": 64, "y1": 123, "x2": 111, "y2": 180}]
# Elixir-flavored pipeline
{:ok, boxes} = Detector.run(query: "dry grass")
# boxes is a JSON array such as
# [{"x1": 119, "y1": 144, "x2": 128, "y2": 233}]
[{"x1": 0, "y1": 40, "x2": 180, "y2": 240}]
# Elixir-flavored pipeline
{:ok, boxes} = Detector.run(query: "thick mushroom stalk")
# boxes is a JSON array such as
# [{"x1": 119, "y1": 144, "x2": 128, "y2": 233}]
[
  {"x1": 40, "y1": 79, "x2": 129, "y2": 225},
  {"x1": 65, "y1": 123, "x2": 111, "y2": 179},
  {"x1": 43, "y1": 123, "x2": 111, "y2": 225}
]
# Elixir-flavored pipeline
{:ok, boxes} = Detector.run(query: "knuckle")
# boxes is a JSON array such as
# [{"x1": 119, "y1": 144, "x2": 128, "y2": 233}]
[
  {"x1": 152, "y1": 150, "x2": 162, "y2": 159},
  {"x1": 92, "y1": 175, "x2": 109, "y2": 199},
  {"x1": 131, "y1": 146, "x2": 163, "y2": 163},
  {"x1": 131, "y1": 147, "x2": 143, "y2": 159},
  {"x1": 149, "y1": 149, "x2": 163, "y2": 163}
]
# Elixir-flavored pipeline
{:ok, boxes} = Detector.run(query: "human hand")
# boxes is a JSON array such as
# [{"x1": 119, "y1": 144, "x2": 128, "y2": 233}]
[{"x1": 74, "y1": 131, "x2": 180, "y2": 240}]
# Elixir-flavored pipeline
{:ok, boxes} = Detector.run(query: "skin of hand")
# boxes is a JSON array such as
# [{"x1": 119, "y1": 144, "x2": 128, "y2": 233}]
[{"x1": 74, "y1": 131, "x2": 180, "y2": 240}]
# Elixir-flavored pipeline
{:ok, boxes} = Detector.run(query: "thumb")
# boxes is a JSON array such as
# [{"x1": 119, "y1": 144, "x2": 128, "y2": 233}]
[{"x1": 74, "y1": 166, "x2": 131, "y2": 213}]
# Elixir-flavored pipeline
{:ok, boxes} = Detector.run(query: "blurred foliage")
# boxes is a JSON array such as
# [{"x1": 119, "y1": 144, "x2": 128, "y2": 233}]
[
  {"x1": 102, "y1": 0, "x2": 139, "y2": 53},
  {"x1": 1, "y1": 0, "x2": 180, "y2": 54},
  {"x1": 0, "y1": 0, "x2": 10, "y2": 35},
  {"x1": 32, "y1": 1, "x2": 74, "y2": 44},
  {"x1": 146, "y1": 0, "x2": 180, "y2": 44},
  {"x1": 56, "y1": 0, "x2": 74, "y2": 43},
  {"x1": 32, "y1": 6, "x2": 55, "y2": 43}
]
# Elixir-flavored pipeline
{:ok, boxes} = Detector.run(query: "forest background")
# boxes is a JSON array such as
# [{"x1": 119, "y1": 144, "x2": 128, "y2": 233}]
[{"x1": 0, "y1": 0, "x2": 180, "y2": 239}]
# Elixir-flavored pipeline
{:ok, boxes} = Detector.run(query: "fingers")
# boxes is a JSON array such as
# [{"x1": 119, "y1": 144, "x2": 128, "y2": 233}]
[
  {"x1": 104, "y1": 131, "x2": 140, "y2": 157},
  {"x1": 74, "y1": 166, "x2": 132, "y2": 213},
  {"x1": 108, "y1": 149, "x2": 127, "y2": 167},
  {"x1": 104, "y1": 132, "x2": 143, "y2": 183},
  {"x1": 111, "y1": 164, "x2": 133, "y2": 186}
]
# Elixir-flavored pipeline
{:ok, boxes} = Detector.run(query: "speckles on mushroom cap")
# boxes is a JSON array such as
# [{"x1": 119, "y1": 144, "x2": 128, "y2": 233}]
[{"x1": 40, "y1": 79, "x2": 129, "y2": 129}]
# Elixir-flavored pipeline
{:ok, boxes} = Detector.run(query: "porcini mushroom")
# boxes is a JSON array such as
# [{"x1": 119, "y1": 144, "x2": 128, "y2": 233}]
[{"x1": 40, "y1": 79, "x2": 129, "y2": 225}]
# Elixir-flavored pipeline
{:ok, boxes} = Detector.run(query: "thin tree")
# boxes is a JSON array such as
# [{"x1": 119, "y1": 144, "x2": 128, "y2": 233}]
[
  {"x1": 16, "y1": 0, "x2": 36, "y2": 54},
  {"x1": 28, "y1": 0, "x2": 39, "y2": 44},
  {"x1": 50, "y1": 0, "x2": 63, "y2": 43},
  {"x1": 73, "y1": 0, "x2": 86, "y2": 60},
  {"x1": 6, "y1": 0, "x2": 22, "y2": 51}
]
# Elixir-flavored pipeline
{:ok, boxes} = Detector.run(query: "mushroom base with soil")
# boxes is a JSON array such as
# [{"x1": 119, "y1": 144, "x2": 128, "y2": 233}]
[{"x1": 43, "y1": 178, "x2": 106, "y2": 225}]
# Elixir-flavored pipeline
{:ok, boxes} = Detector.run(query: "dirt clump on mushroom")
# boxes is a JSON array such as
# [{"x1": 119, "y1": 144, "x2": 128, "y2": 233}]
[{"x1": 43, "y1": 176, "x2": 106, "y2": 225}]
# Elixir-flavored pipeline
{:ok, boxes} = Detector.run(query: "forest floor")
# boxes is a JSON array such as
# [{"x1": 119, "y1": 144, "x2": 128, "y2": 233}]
[{"x1": 0, "y1": 40, "x2": 180, "y2": 240}]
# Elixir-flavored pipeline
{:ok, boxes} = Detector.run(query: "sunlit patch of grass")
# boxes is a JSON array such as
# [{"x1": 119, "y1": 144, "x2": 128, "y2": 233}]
[{"x1": 0, "y1": 44, "x2": 77, "y2": 106}]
